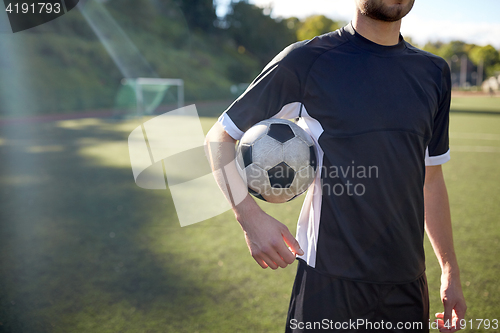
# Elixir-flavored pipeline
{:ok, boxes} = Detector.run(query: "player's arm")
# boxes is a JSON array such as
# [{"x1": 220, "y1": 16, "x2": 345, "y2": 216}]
[
  {"x1": 204, "y1": 121, "x2": 303, "y2": 270},
  {"x1": 424, "y1": 165, "x2": 467, "y2": 333}
]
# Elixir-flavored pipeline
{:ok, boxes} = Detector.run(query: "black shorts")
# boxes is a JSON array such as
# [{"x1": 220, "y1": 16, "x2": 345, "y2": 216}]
[{"x1": 286, "y1": 259, "x2": 429, "y2": 333}]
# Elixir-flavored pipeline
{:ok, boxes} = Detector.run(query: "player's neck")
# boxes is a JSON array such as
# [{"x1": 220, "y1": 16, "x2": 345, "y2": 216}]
[{"x1": 352, "y1": 12, "x2": 402, "y2": 46}]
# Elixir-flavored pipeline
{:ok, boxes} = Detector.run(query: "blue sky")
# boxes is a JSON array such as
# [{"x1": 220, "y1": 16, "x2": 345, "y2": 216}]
[{"x1": 216, "y1": 0, "x2": 500, "y2": 48}]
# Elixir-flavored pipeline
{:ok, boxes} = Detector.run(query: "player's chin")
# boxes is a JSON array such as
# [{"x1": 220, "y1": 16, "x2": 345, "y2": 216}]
[
  {"x1": 391, "y1": 0, "x2": 415, "y2": 8},
  {"x1": 387, "y1": 2, "x2": 414, "y2": 19}
]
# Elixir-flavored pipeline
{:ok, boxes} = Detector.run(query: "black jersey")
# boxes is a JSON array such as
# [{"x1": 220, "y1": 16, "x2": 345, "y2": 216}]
[{"x1": 218, "y1": 23, "x2": 451, "y2": 283}]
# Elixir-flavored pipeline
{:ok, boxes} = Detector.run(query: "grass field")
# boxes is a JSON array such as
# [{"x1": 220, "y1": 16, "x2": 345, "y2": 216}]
[
  {"x1": 451, "y1": 96, "x2": 500, "y2": 113},
  {"x1": 0, "y1": 97, "x2": 499, "y2": 332}
]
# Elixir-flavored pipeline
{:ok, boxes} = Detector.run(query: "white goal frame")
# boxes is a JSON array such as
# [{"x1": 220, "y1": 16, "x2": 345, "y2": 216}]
[{"x1": 122, "y1": 78, "x2": 184, "y2": 116}]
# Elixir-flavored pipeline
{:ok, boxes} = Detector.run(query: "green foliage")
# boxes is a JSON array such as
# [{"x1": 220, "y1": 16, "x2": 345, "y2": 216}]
[
  {"x1": 173, "y1": 0, "x2": 217, "y2": 32},
  {"x1": 296, "y1": 15, "x2": 342, "y2": 41},
  {"x1": 422, "y1": 41, "x2": 445, "y2": 56},
  {"x1": 284, "y1": 17, "x2": 301, "y2": 31},
  {"x1": 225, "y1": 1, "x2": 297, "y2": 66},
  {"x1": 492, "y1": 63, "x2": 500, "y2": 76},
  {"x1": 105, "y1": 0, "x2": 191, "y2": 46},
  {"x1": 423, "y1": 40, "x2": 500, "y2": 82},
  {"x1": 469, "y1": 45, "x2": 500, "y2": 77},
  {"x1": 437, "y1": 41, "x2": 468, "y2": 60}
]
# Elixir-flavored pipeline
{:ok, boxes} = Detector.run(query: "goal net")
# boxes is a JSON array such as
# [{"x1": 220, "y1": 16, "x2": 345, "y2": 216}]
[{"x1": 115, "y1": 78, "x2": 184, "y2": 117}]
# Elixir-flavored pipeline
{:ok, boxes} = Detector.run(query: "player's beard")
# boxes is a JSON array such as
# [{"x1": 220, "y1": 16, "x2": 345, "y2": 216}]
[{"x1": 357, "y1": 0, "x2": 415, "y2": 22}]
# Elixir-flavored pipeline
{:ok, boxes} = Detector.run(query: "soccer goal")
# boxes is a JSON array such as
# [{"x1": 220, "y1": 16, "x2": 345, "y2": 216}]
[{"x1": 117, "y1": 78, "x2": 184, "y2": 116}]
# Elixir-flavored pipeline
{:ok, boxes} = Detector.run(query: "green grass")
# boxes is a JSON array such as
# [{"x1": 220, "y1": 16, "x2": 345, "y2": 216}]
[
  {"x1": 0, "y1": 97, "x2": 499, "y2": 332},
  {"x1": 451, "y1": 96, "x2": 500, "y2": 113},
  {"x1": 428, "y1": 112, "x2": 500, "y2": 332}
]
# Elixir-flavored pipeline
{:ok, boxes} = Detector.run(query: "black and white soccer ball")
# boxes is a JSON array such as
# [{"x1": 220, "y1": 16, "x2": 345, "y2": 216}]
[{"x1": 236, "y1": 119, "x2": 317, "y2": 203}]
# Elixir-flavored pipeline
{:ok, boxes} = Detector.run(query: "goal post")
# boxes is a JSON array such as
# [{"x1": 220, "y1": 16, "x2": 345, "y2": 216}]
[{"x1": 119, "y1": 78, "x2": 184, "y2": 116}]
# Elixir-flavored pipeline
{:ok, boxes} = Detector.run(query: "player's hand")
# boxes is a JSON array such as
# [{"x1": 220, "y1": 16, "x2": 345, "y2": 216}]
[
  {"x1": 236, "y1": 200, "x2": 304, "y2": 269},
  {"x1": 434, "y1": 273, "x2": 467, "y2": 332}
]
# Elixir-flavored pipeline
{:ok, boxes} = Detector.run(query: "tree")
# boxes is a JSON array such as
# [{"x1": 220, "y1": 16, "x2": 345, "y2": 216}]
[
  {"x1": 225, "y1": 1, "x2": 296, "y2": 66},
  {"x1": 437, "y1": 40, "x2": 467, "y2": 60},
  {"x1": 296, "y1": 15, "x2": 342, "y2": 41},
  {"x1": 403, "y1": 36, "x2": 417, "y2": 47},
  {"x1": 423, "y1": 41, "x2": 445, "y2": 56},
  {"x1": 174, "y1": 0, "x2": 217, "y2": 32},
  {"x1": 469, "y1": 45, "x2": 500, "y2": 77}
]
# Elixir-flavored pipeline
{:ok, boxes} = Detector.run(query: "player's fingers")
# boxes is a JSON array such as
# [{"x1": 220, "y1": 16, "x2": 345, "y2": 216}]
[
  {"x1": 455, "y1": 302, "x2": 467, "y2": 322},
  {"x1": 443, "y1": 298, "x2": 453, "y2": 327},
  {"x1": 273, "y1": 242, "x2": 296, "y2": 265},
  {"x1": 277, "y1": 248, "x2": 295, "y2": 265},
  {"x1": 281, "y1": 227, "x2": 304, "y2": 256},
  {"x1": 253, "y1": 256, "x2": 269, "y2": 269},
  {"x1": 266, "y1": 250, "x2": 288, "y2": 269},
  {"x1": 254, "y1": 235, "x2": 292, "y2": 268},
  {"x1": 449, "y1": 309, "x2": 464, "y2": 333},
  {"x1": 436, "y1": 321, "x2": 453, "y2": 333},
  {"x1": 439, "y1": 304, "x2": 457, "y2": 333},
  {"x1": 259, "y1": 253, "x2": 280, "y2": 270},
  {"x1": 250, "y1": 247, "x2": 278, "y2": 269},
  {"x1": 436, "y1": 311, "x2": 460, "y2": 333}
]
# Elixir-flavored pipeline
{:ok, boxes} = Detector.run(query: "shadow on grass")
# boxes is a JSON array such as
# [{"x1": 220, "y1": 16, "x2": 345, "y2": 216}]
[
  {"x1": 450, "y1": 109, "x2": 500, "y2": 116},
  {"x1": 0, "y1": 120, "x2": 226, "y2": 333}
]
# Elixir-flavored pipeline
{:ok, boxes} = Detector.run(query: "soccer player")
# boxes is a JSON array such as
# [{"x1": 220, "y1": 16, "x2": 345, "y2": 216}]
[{"x1": 205, "y1": 0, "x2": 467, "y2": 332}]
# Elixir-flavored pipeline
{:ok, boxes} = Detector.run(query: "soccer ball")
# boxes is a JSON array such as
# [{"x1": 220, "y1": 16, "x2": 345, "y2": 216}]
[{"x1": 236, "y1": 119, "x2": 317, "y2": 203}]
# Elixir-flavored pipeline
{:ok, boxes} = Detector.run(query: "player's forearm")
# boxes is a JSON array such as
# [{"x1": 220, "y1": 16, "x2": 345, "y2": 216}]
[
  {"x1": 204, "y1": 122, "x2": 261, "y2": 219},
  {"x1": 205, "y1": 123, "x2": 302, "y2": 268},
  {"x1": 424, "y1": 166, "x2": 460, "y2": 277}
]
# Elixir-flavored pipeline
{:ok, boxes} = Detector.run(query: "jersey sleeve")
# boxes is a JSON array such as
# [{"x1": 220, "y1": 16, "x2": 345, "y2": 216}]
[
  {"x1": 425, "y1": 62, "x2": 451, "y2": 166},
  {"x1": 218, "y1": 46, "x2": 303, "y2": 140}
]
